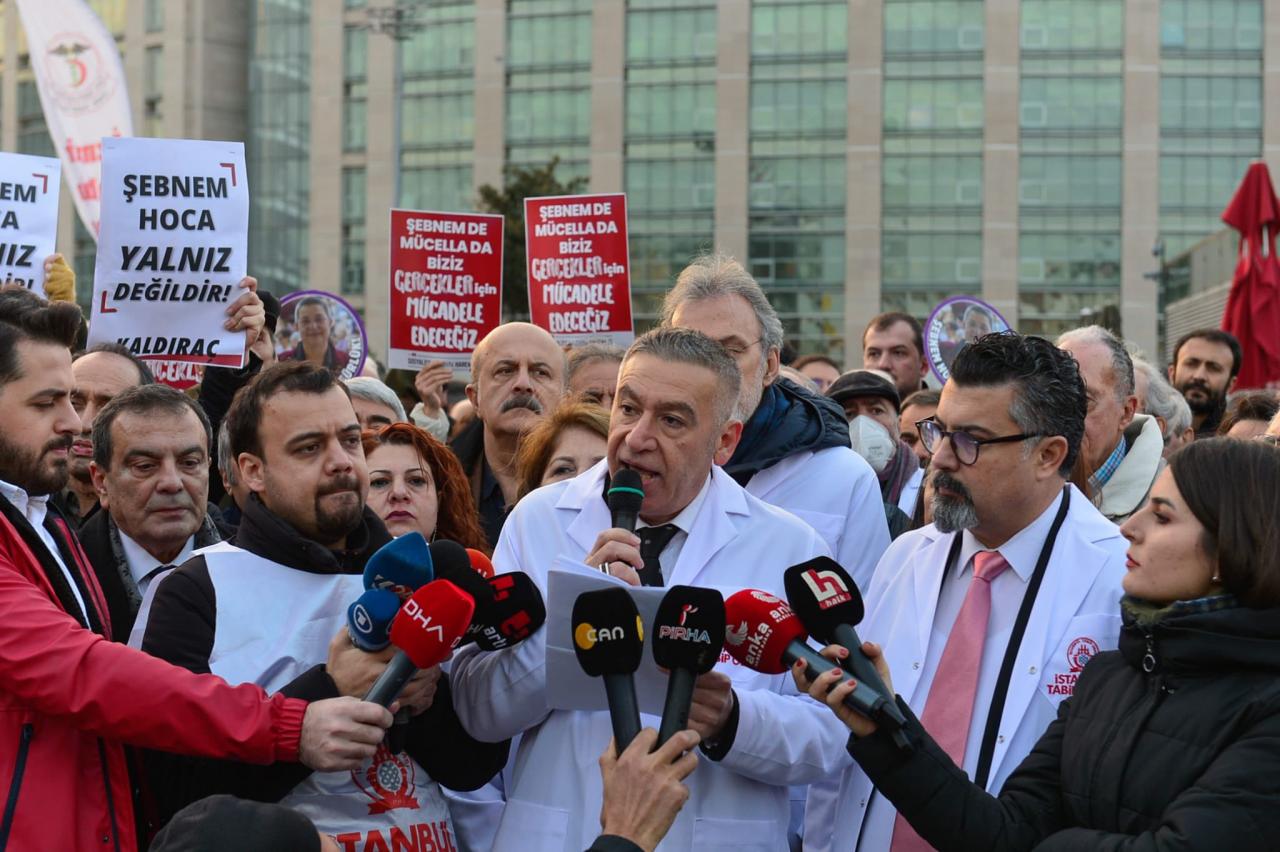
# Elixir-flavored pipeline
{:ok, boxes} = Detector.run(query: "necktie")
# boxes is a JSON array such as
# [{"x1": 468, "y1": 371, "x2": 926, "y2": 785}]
[
  {"x1": 890, "y1": 550, "x2": 1010, "y2": 852},
  {"x1": 636, "y1": 524, "x2": 679, "y2": 587}
]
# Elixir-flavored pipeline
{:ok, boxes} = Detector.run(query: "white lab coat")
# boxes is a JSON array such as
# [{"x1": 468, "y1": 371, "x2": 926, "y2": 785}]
[
  {"x1": 449, "y1": 460, "x2": 854, "y2": 852},
  {"x1": 742, "y1": 446, "x2": 890, "y2": 592},
  {"x1": 803, "y1": 484, "x2": 1127, "y2": 852}
]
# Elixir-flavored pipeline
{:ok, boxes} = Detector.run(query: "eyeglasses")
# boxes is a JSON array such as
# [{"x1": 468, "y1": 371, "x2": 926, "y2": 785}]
[
  {"x1": 1255, "y1": 434, "x2": 1280, "y2": 447},
  {"x1": 915, "y1": 419, "x2": 1042, "y2": 466},
  {"x1": 719, "y1": 338, "x2": 764, "y2": 358}
]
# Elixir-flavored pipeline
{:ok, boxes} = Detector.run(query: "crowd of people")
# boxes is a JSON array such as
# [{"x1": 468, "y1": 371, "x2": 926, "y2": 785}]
[{"x1": 1, "y1": 249, "x2": 1277, "y2": 852}]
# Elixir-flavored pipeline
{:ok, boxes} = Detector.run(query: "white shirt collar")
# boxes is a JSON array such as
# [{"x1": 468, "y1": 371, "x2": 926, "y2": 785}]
[
  {"x1": 956, "y1": 487, "x2": 1066, "y2": 582},
  {"x1": 638, "y1": 472, "x2": 712, "y2": 536},
  {"x1": 0, "y1": 478, "x2": 50, "y2": 525},
  {"x1": 118, "y1": 529, "x2": 195, "y2": 588}
]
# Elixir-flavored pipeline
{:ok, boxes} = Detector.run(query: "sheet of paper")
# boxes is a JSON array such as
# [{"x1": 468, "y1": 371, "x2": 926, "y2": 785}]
[{"x1": 0, "y1": 152, "x2": 60, "y2": 291}]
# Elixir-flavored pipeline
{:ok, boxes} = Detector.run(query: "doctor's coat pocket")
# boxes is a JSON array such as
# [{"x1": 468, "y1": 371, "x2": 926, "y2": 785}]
[
  {"x1": 491, "y1": 799, "x2": 569, "y2": 852},
  {"x1": 691, "y1": 817, "x2": 785, "y2": 851}
]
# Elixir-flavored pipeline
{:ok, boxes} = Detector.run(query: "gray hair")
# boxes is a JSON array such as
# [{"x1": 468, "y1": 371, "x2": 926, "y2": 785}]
[
  {"x1": 568, "y1": 343, "x2": 624, "y2": 384},
  {"x1": 217, "y1": 422, "x2": 237, "y2": 487},
  {"x1": 660, "y1": 252, "x2": 785, "y2": 354},
  {"x1": 92, "y1": 384, "x2": 212, "y2": 471},
  {"x1": 1056, "y1": 325, "x2": 1135, "y2": 402},
  {"x1": 1134, "y1": 357, "x2": 1191, "y2": 438},
  {"x1": 345, "y1": 376, "x2": 407, "y2": 422},
  {"x1": 625, "y1": 327, "x2": 742, "y2": 426}
]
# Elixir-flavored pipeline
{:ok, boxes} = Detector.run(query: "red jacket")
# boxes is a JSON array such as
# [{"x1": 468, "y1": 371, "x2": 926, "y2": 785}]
[{"x1": 0, "y1": 505, "x2": 308, "y2": 852}]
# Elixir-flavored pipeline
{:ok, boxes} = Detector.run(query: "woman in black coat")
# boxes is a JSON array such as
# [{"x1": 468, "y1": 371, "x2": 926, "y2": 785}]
[{"x1": 795, "y1": 437, "x2": 1280, "y2": 851}]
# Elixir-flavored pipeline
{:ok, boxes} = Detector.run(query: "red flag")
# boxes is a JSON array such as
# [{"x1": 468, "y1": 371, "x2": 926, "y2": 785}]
[{"x1": 1221, "y1": 161, "x2": 1280, "y2": 389}]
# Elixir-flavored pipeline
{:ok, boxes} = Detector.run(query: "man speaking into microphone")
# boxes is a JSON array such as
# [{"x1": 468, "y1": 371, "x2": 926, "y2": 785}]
[{"x1": 450, "y1": 328, "x2": 852, "y2": 852}]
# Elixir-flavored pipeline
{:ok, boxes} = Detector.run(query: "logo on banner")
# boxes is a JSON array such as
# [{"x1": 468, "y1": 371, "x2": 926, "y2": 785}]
[
  {"x1": 42, "y1": 33, "x2": 116, "y2": 113},
  {"x1": 352, "y1": 744, "x2": 420, "y2": 815},
  {"x1": 1067, "y1": 636, "x2": 1100, "y2": 673}
]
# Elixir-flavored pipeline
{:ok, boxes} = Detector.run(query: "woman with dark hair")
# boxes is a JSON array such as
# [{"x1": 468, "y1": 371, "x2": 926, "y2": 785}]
[
  {"x1": 795, "y1": 437, "x2": 1280, "y2": 851},
  {"x1": 362, "y1": 422, "x2": 489, "y2": 553},
  {"x1": 514, "y1": 400, "x2": 609, "y2": 500},
  {"x1": 1217, "y1": 390, "x2": 1279, "y2": 440}
]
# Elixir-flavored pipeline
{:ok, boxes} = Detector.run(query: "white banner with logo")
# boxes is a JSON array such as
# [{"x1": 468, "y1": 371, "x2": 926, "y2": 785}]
[{"x1": 15, "y1": 0, "x2": 134, "y2": 239}]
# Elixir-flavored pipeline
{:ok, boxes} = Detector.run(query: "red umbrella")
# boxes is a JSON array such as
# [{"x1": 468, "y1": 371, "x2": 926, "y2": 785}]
[{"x1": 1221, "y1": 161, "x2": 1280, "y2": 389}]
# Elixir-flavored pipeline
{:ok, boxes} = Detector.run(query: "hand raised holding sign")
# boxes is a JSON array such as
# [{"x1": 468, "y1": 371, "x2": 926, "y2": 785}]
[
  {"x1": 43, "y1": 254, "x2": 76, "y2": 303},
  {"x1": 413, "y1": 360, "x2": 453, "y2": 417}
]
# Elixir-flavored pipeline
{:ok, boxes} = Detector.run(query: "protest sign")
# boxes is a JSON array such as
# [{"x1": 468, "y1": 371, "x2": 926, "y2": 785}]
[
  {"x1": 0, "y1": 153, "x2": 61, "y2": 291},
  {"x1": 150, "y1": 361, "x2": 203, "y2": 392},
  {"x1": 276, "y1": 290, "x2": 368, "y2": 381},
  {"x1": 88, "y1": 137, "x2": 248, "y2": 368},
  {"x1": 388, "y1": 208, "x2": 503, "y2": 372},
  {"x1": 524, "y1": 193, "x2": 634, "y2": 347},
  {"x1": 925, "y1": 295, "x2": 1012, "y2": 383}
]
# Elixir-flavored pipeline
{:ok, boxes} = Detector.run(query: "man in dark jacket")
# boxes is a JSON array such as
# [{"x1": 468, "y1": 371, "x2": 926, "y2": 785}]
[
  {"x1": 661, "y1": 253, "x2": 889, "y2": 589},
  {"x1": 138, "y1": 362, "x2": 507, "y2": 845},
  {"x1": 79, "y1": 384, "x2": 232, "y2": 643}
]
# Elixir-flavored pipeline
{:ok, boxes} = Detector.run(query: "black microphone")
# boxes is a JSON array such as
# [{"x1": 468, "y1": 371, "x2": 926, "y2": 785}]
[
  {"x1": 784, "y1": 558, "x2": 907, "y2": 735},
  {"x1": 463, "y1": 571, "x2": 547, "y2": 651},
  {"x1": 571, "y1": 587, "x2": 644, "y2": 751},
  {"x1": 651, "y1": 585, "x2": 725, "y2": 746},
  {"x1": 607, "y1": 468, "x2": 644, "y2": 533}
]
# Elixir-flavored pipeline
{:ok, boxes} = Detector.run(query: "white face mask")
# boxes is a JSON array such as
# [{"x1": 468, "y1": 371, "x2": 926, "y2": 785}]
[{"x1": 849, "y1": 415, "x2": 896, "y2": 474}]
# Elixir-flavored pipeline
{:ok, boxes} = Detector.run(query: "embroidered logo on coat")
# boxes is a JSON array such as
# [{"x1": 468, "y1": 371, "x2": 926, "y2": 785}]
[
  {"x1": 1067, "y1": 636, "x2": 1100, "y2": 673},
  {"x1": 352, "y1": 744, "x2": 420, "y2": 814}
]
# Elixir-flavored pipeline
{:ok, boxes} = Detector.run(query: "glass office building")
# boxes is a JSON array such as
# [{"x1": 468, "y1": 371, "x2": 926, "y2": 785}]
[{"x1": 2, "y1": 0, "x2": 1272, "y2": 361}]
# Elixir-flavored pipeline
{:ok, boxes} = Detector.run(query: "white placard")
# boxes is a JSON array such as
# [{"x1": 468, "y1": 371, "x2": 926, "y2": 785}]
[
  {"x1": 89, "y1": 137, "x2": 248, "y2": 368},
  {"x1": 0, "y1": 153, "x2": 61, "y2": 291},
  {"x1": 545, "y1": 562, "x2": 678, "y2": 716}
]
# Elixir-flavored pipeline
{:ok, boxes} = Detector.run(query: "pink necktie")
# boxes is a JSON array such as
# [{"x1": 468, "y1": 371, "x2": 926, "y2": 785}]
[{"x1": 889, "y1": 550, "x2": 1010, "y2": 852}]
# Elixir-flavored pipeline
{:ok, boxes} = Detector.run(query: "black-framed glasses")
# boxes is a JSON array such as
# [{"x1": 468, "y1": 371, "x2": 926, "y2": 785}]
[{"x1": 915, "y1": 419, "x2": 1042, "y2": 466}]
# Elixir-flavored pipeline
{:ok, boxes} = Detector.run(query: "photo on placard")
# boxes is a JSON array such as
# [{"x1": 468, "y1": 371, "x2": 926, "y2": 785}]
[
  {"x1": 924, "y1": 295, "x2": 1012, "y2": 383},
  {"x1": 276, "y1": 290, "x2": 368, "y2": 380}
]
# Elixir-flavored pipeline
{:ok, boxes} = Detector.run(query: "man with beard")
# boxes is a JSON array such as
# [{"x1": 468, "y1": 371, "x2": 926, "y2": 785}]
[
  {"x1": 80, "y1": 384, "x2": 228, "y2": 643},
  {"x1": 136, "y1": 362, "x2": 508, "y2": 841},
  {"x1": 0, "y1": 289, "x2": 397, "y2": 852},
  {"x1": 662, "y1": 254, "x2": 889, "y2": 590},
  {"x1": 1167, "y1": 329, "x2": 1241, "y2": 438},
  {"x1": 802, "y1": 333, "x2": 1127, "y2": 852},
  {"x1": 450, "y1": 322, "x2": 567, "y2": 546}
]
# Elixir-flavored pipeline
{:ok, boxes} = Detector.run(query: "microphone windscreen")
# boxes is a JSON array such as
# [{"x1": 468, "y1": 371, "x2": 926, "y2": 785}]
[
  {"x1": 347, "y1": 587, "x2": 401, "y2": 652},
  {"x1": 466, "y1": 572, "x2": 547, "y2": 650},
  {"x1": 363, "y1": 532, "x2": 434, "y2": 600},
  {"x1": 722, "y1": 589, "x2": 808, "y2": 674},
  {"x1": 389, "y1": 579, "x2": 476, "y2": 669},
  {"x1": 571, "y1": 587, "x2": 644, "y2": 678},
  {"x1": 466, "y1": 548, "x2": 495, "y2": 579},
  {"x1": 606, "y1": 468, "x2": 644, "y2": 517},
  {"x1": 783, "y1": 557, "x2": 866, "y2": 644},
  {"x1": 651, "y1": 585, "x2": 725, "y2": 673},
  {"x1": 430, "y1": 539, "x2": 496, "y2": 608}
]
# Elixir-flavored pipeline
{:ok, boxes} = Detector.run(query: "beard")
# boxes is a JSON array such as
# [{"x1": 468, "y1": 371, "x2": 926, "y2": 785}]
[
  {"x1": 313, "y1": 474, "x2": 364, "y2": 542},
  {"x1": 0, "y1": 432, "x2": 72, "y2": 497},
  {"x1": 1174, "y1": 377, "x2": 1226, "y2": 416},
  {"x1": 931, "y1": 471, "x2": 979, "y2": 533}
]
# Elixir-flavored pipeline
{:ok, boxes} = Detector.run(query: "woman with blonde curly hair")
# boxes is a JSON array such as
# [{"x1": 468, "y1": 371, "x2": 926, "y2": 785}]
[
  {"x1": 515, "y1": 401, "x2": 610, "y2": 500},
  {"x1": 362, "y1": 422, "x2": 490, "y2": 553}
]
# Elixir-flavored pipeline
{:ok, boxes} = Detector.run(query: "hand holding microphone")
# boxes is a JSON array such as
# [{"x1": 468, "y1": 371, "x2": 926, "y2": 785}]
[
  {"x1": 364, "y1": 579, "x2": 474, "y2": 708},
  {"x1": 587, "y1": 469, "x2": 646, "y2": 586}
]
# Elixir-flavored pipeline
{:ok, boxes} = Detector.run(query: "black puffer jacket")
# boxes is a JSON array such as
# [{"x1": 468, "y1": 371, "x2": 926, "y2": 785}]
[{"x1": 851, "y1": 596, "x2": 1280, "y2": 851}]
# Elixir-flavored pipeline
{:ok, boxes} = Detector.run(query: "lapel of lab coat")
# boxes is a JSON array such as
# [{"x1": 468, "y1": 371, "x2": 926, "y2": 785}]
[{"x1": 559, "y1": 462, "x2": 748, "y2": 589}]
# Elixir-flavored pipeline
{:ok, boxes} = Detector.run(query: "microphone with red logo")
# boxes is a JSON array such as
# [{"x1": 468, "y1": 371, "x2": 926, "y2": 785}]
[
  {"x1": 652, "y1": 585, "x2": 725, "y2": 746},
  {"x1": 722, "y1": 589, "x2": 907, "y2": 744},
  {"x1": 784, "y1": 557, "x2": 905, "y2": 733},
  {"x1": 572, "y1": 587, "x2": 645, "y2": 751},
  {"x1": 364, "y1": 579, "x2": 475, "y2": 709},
  {"x1": 464, "y1": 571, "x2": 546, "y2": 651}
]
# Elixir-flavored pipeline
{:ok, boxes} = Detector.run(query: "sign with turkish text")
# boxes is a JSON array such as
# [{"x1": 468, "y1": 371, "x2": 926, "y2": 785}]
[
  {"x1": 88, "y1": 137, "x2": 249, "y2": 368},
  {"x1": 388, "y1": 208, "x2": 503, "y2": 372},
  {"x1": 0, "y1": 153, "x2": 61, "y2": 291},
  {"x1": 524, "y1": 193, "x2": 634, "y2": 347}
]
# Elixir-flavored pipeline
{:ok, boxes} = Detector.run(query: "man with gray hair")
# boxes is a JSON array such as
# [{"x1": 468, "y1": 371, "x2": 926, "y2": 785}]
[
  {"x1": 78, "y1": 384, "x2": 229, "y2": 642},
  {"x1": 1056, "y1": 326, "x2": 1164, "y2": 522},
  {"x1": 1133, "y1": 357, "x2": 1195, "y2": 459},
  {"x1": 661, "y1": 253, "x2": 889, "y2": 590},
  {"x1": 345, "y1": 376, "x2": 408, "y2": 431},
  {"x1": 451, "y1": 327, "x2": 850, "y2": 852}
]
